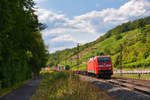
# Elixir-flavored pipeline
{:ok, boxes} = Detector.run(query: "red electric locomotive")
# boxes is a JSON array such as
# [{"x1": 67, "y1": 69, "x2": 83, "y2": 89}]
[{"x1": 87, "y1": 56, "x2": 113, "y2": 78}]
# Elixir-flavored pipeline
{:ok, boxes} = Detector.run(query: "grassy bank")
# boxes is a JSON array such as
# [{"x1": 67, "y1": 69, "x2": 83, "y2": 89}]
[
  {"x1": 113, "y1": 73, "x2": 150, "y2": 80},
  {"x1": 31, "y1": 72, "x2": 111, "y2": 100}
]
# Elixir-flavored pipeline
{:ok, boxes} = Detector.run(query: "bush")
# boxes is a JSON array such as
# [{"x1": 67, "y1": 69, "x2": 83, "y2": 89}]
[{"x1": 115, "y1": 34, "x2": 122, "y2": 40}]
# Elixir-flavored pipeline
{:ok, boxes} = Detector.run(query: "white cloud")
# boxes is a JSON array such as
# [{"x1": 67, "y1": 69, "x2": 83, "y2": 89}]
[
  {"x1": 37, "y1": 0, "x2": 150, "y2": 52},
  {"x1": 51, "y1": 35, "x2": 76, "y2": 43},
  {"x1": 51, "y1": 34, "x2": 87, "y2": 43},
  {"x1": 36, "y1": 9, "x2": 68, "y2": 23}
]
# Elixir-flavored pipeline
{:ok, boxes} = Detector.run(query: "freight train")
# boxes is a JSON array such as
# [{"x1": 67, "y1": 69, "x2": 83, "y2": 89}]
[
  {"x1": 42, "y1": 65, "x2": 70, "y2": 72},
  {"x1": 43, "y1": 56, "x2": 113, "y2": 78}
]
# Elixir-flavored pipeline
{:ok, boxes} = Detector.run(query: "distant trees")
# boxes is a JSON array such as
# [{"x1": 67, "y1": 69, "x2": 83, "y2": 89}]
[
  {"x1": 0, "y1": 0, "x2": 48, "y2": 89},
  {"x1": 115, "y1": 34, "x2": 122, "y2": 40},
  {"x1": 98, "y1": 16, "x2": 150, "y2": 41}
]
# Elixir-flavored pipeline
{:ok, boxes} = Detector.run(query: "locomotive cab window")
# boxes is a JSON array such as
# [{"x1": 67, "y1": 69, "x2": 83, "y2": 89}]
[
  {"x1": 103, "y1": 57, "x2": 110, "y2": 62},
  {"x1": 97, "y1": 58, "x2": 103, "y2": 63},
  {"x1": 97, "y1": 57, "x2": 110, "y2": 63}
]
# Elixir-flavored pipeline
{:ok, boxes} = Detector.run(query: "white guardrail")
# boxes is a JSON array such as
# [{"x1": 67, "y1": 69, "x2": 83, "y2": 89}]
[{"x1": 114, "y1": 70, "x2": 150, "y2": 74}]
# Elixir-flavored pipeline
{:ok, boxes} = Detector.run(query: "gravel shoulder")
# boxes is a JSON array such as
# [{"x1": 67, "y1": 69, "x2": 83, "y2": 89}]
[
  {"x1": 0, "y1": 76, "x2": 42, "y2": 100},
  {"x1": 80, "y1": 75, "x2": 150, "y2": 100}
]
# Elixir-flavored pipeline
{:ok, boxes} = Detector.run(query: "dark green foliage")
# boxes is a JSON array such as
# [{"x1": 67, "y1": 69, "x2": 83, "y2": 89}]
[
  {"x1": 107, "y1": 16, "x2": 150, "y2": 36},
  {"x1": 0, "y1": 0, "x2": 48, "y2": 90},
  {"x1": 115, "y1": 34, "x2": 122, "y2": 40},
  {"x1": 114, "y1": 55, "x2": 120, "y2": 69}
]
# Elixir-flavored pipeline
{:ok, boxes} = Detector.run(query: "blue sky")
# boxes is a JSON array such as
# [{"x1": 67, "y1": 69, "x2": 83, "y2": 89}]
[
  {"x1": 35, "y1": 0, "x2": 129, "y2": 18},
  {"x1": 34, "y1": 0, "x2": 150, "y2": 52}
]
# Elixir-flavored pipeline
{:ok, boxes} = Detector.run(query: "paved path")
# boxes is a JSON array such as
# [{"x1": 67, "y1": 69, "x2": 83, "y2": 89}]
[{"x1": 0, "y1": 77, "x2": 42, "y2": 100}]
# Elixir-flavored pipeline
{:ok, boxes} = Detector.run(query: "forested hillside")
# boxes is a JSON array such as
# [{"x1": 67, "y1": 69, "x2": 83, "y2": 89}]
[
  {"x1": 48, "y1": 16, "x2": 150, "y2": 70},
  {"x1": 0, "y1": 0, "x2": 48, "y2": 90}
]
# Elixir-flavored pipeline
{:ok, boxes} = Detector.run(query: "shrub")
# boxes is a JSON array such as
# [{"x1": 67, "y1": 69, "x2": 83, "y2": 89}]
[{"x1": 115, "y1": 34, "x2": 122, "y2": 40}]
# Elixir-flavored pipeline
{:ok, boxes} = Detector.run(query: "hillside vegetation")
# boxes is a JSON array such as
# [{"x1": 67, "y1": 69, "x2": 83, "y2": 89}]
[{"x1": 48, "y1": 16, "x2": 150, "y2": 70}]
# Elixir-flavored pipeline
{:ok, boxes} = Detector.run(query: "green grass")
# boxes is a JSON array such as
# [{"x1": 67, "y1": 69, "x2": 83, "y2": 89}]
[
  {"x1": 113, "y1": 73, "x2": 150, "y2": 80},
  {"x1": 31, "y1": 72, "x2": 111, "y2": 100},
  {"x1": 118, "y1": 66, "x2": 150, "y2": 71}
]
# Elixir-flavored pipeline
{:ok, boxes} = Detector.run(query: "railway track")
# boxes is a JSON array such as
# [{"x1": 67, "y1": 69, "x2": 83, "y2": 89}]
[
  {"x1": 107, "y1": 77, "x2": 150, "y2": 95},
  {"x1": 78, "y1": 73, "x2": 150, "y2": 96}
]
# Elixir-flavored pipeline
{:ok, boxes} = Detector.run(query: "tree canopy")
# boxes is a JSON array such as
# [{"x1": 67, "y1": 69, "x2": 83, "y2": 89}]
[{"x1": 0, "y1": 0, "x2": 48, "y2": 89}]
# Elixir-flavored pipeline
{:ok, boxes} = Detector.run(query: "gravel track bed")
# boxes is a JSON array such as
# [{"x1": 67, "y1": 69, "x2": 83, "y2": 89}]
[{"x1": 80, "y1": 75, "x2": 150, "y2": 100}]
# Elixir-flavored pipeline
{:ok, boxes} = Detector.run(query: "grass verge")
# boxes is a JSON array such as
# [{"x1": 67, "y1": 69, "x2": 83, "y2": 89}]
[
  {"x1": 31, "y1": 72, "x2": 111, "y2": 100},
  {"x1": 113, "y1": 73, "x2": 150, "y2": 80}
]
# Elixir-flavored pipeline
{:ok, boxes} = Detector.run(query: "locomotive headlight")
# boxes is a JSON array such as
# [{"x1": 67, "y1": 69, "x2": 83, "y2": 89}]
[{"x1": 106, "y1": 64, "x2": 111, "y2": 67}]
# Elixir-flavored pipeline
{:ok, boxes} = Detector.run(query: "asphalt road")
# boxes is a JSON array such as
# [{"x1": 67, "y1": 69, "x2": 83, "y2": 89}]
[{"x1": 0, "y1": 77, "x2": 42, "y2": 100}]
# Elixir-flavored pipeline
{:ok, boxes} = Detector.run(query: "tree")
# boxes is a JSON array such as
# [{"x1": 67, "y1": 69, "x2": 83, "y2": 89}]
[
  {"x1": 115, "y1": 34, "x2": 122, "y2": 40},
  {"x1": 0, "y1": 0, "x2": 48, "y2": 89}
]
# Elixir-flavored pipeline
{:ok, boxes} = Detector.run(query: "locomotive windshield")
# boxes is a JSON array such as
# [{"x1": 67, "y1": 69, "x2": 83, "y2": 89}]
[
  {"x1": 97, "y1": 57, "x2": 110, "y2": 63},
  {"x1": 103, "y1": 57, "x2": 111, "y2": 62},
  {"x1": 97, "y1": 58, "x2": 103, "y2": 63}
]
